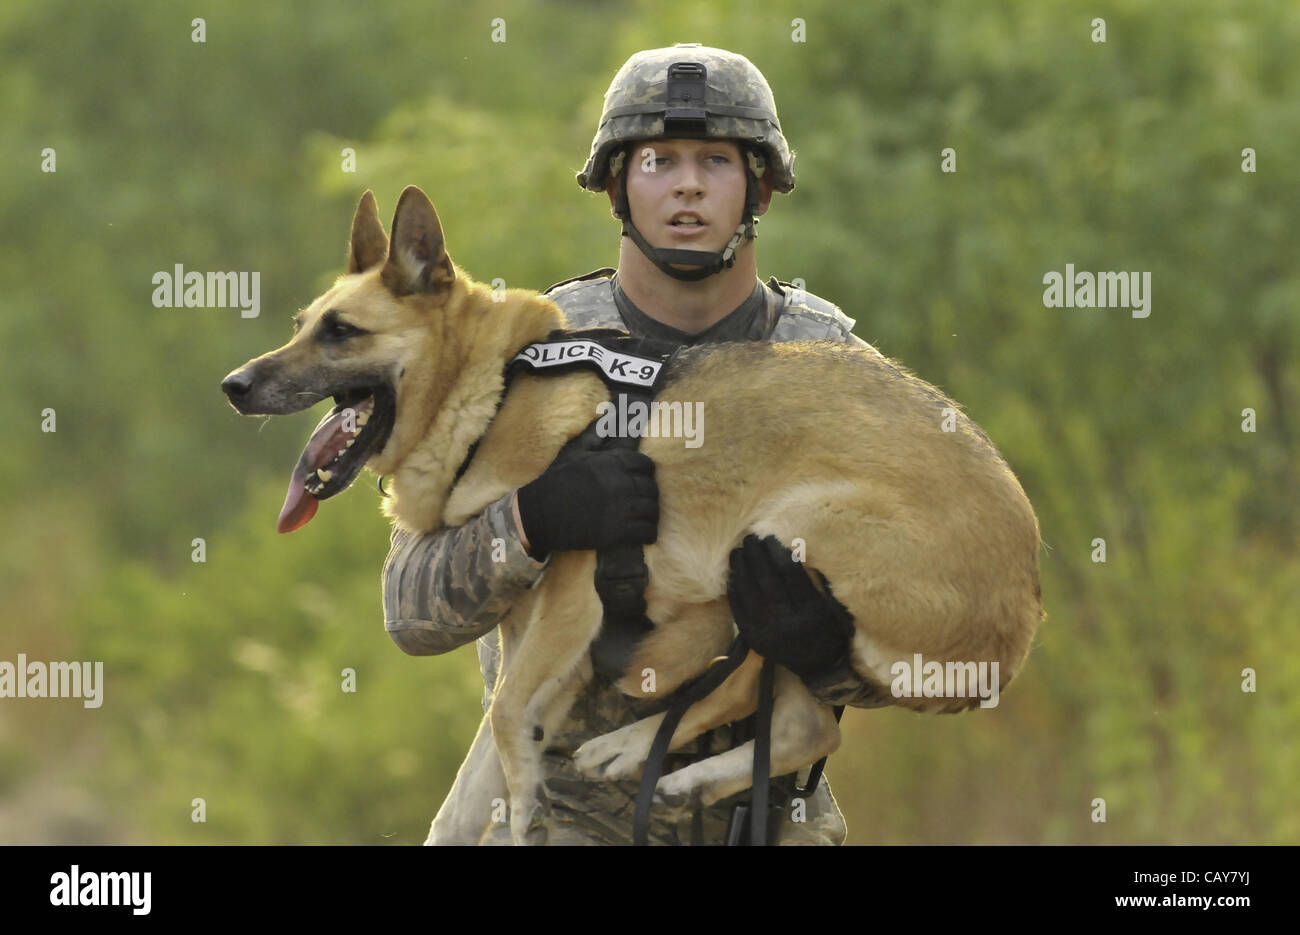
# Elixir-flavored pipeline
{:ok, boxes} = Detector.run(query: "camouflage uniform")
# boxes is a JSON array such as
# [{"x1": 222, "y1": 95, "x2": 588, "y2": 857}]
[{"x1": 384, "y1": 270, "x2": 886, "y2": 845}]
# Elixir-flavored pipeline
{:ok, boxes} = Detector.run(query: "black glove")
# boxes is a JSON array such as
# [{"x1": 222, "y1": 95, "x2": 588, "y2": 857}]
[
  {"x1": 727, "y1": 534, "x2": 855, "y2": 684},
  {"x1": 516, "y1": 420, "x2": 658, "y2": 559}
]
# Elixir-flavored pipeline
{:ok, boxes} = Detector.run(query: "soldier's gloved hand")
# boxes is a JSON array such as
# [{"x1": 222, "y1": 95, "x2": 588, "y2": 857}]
[
  {"x1": 727, "y1": 534, "x2": 855, "y2": 684},
  {"x1": 515, "y1": 420, "x2": 658, "y2": 560}
]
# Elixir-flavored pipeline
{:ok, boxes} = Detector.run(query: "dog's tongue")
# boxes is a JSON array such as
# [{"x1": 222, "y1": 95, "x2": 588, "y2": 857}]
[
  {"x1": 276, "y1": 405, "x2": 355, "y2": 534},
  {"x1": 277, "y1": 464, "x2": 321, "y2": 534}
]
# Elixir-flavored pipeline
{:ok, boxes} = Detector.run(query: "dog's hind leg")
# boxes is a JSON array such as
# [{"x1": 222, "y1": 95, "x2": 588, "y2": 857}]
[
  {"x1": 489, "y1": 551, "x2": 601, "y2": 845},
  {"x1": 654, "y1": 666, "x2": 841, "y2": 810}
]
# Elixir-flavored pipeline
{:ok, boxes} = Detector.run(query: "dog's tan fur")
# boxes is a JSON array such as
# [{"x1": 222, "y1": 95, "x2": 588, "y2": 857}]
[{"x1": 228, "y1": 187, "x2": 1044, "y2": 844}]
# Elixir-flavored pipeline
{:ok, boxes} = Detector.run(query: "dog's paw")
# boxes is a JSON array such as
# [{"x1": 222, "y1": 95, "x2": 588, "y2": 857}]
[
  {"x1": 574, "y1": 736, "x2": 641, "y2": 781},
  {"x1": 574, "y1": 716, "x2": 663, "y2": 780},
  {"x1": 652, "y1": 774, "x2": 702, "y2": 821}
]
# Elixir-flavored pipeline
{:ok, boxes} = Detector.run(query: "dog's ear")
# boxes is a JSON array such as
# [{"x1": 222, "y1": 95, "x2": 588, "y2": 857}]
[
  {"x1": 348, "y1": 190, "x2": 389, "y2": 274},
  {"x1": 381, "y1": 186, "x2": 456, "y2": 297}
]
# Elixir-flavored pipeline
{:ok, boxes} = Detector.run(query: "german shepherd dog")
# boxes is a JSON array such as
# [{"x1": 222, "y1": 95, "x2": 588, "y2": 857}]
[{"x1": 222, "y1": 187, "x2": 1044, "y2": 844}]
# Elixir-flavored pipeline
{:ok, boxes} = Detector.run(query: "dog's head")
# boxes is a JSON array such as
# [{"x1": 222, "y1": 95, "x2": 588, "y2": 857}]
[{"x1": 221, "y1": 186, "x2": 460, "y2": 532}]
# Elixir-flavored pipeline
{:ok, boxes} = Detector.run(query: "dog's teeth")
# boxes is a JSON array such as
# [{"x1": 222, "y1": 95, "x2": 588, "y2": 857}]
[
  {"x1": 346, "y1": 438, "x2": 355, "y2": 448},
  {"x1": 337, "y1": 448, "x2": 347, "y2": 457},
  {"x1": 317, "y1": 469, "x2": 332, "y2": 482},
  {"x1": 356, "y1": 412, "x2": 370, "y2": 426}
]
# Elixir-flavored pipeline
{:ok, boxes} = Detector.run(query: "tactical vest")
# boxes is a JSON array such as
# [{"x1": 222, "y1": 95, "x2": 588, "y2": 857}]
[{"x1": 543, "y1": 268, "x2": 861, "y2": 344}]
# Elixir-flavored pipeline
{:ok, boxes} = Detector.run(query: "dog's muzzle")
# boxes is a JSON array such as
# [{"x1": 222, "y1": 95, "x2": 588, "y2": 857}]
[{"x1": 222, "y1": 365, "x2": 396, "y2": 533}]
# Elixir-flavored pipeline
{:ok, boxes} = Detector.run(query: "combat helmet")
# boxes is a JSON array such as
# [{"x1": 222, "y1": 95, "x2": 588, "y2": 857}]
[{"x1": 577, "y1": 44, "x2": 795, "y2": 281}]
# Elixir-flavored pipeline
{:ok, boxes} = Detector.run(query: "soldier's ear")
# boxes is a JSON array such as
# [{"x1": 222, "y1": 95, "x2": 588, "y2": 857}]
[
  {"x1": 606, "y1": 175, "x2": 621, "y2": 219},
  {"x1": 756, "y1": 174, "x2": 775, "y2": 217}
]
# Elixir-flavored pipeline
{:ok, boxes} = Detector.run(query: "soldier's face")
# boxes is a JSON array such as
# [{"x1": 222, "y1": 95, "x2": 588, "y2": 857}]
[{"x1": 610, "y1": 139, "x2": 773, "y2": 255}]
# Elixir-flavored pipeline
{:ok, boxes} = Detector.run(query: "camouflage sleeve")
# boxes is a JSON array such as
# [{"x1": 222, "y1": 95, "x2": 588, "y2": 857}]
[{"x1": 382, "y1": 491, "x2": 549, "y2": 655}]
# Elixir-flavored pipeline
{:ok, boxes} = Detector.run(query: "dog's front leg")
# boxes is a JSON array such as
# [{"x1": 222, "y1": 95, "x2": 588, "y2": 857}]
[{"x1": 489, "y1": 551, "x2": 601, "y2": 845}]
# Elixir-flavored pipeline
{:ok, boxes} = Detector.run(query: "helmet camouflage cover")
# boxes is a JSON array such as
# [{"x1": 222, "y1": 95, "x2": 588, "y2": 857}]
[{"x1": 577, "y1": 44, "x2": 795, "y2": 194}]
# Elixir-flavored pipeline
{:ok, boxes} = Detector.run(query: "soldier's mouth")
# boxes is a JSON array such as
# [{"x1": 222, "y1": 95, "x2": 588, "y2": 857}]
[{"x1": 667, "y1": 220, "x2": 710, "y2": 238}]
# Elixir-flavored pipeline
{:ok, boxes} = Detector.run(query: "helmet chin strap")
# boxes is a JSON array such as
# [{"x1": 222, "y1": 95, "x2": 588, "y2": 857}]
[{"x1": 614, "y1": 147, "x2": 764, "y2": 282}]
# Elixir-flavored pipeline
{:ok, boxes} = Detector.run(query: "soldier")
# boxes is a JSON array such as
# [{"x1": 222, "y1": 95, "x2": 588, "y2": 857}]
[{"x1": 384, "y1": 43, "x2": 884, "y2": 845}]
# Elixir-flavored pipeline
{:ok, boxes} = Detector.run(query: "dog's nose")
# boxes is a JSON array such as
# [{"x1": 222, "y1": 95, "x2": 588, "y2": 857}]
[{"x1": 222, "y1": 369, "x2": 253, "y2": 400}]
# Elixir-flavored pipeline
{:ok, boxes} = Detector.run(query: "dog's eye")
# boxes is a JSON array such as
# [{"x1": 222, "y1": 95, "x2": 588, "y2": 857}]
[{"x1": 322, "y1": 315, "x2": 364, "y2": 340}]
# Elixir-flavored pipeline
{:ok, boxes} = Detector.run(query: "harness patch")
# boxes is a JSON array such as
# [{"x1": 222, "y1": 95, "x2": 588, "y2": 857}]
[{"x1": 510, "y1": 339, "x2": 665, "y2": 388}]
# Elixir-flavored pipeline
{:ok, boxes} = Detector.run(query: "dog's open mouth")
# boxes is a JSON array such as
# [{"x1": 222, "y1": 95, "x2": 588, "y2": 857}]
[{"x1": 277, "y1": 385, "x2": 396, "y2": 533}]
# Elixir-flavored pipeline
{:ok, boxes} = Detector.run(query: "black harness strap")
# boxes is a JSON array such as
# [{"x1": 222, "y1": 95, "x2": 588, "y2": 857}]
[
  {"x1": 634, "y1": 635, "x2": 750, "y2": 845},
  {"x1": 634, "y1": 643, "x2": 785, "y2": 847},
  {"x1": 748, "y1": 656, "x2": 777, "y2": 844}
]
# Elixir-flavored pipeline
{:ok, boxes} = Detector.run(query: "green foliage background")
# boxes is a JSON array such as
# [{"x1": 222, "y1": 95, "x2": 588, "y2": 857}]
[{"x1": 1, "y1": 0, "x2": 1295, "y2": 844}]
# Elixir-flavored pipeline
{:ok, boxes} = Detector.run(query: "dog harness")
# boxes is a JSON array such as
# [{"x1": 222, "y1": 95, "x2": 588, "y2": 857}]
[
  {"x1": 455, "y1": 327, "x2": 830, "y2": 846},
  {"x1": 505, "y1": 328, "x2": 682, "y2": 682}
]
